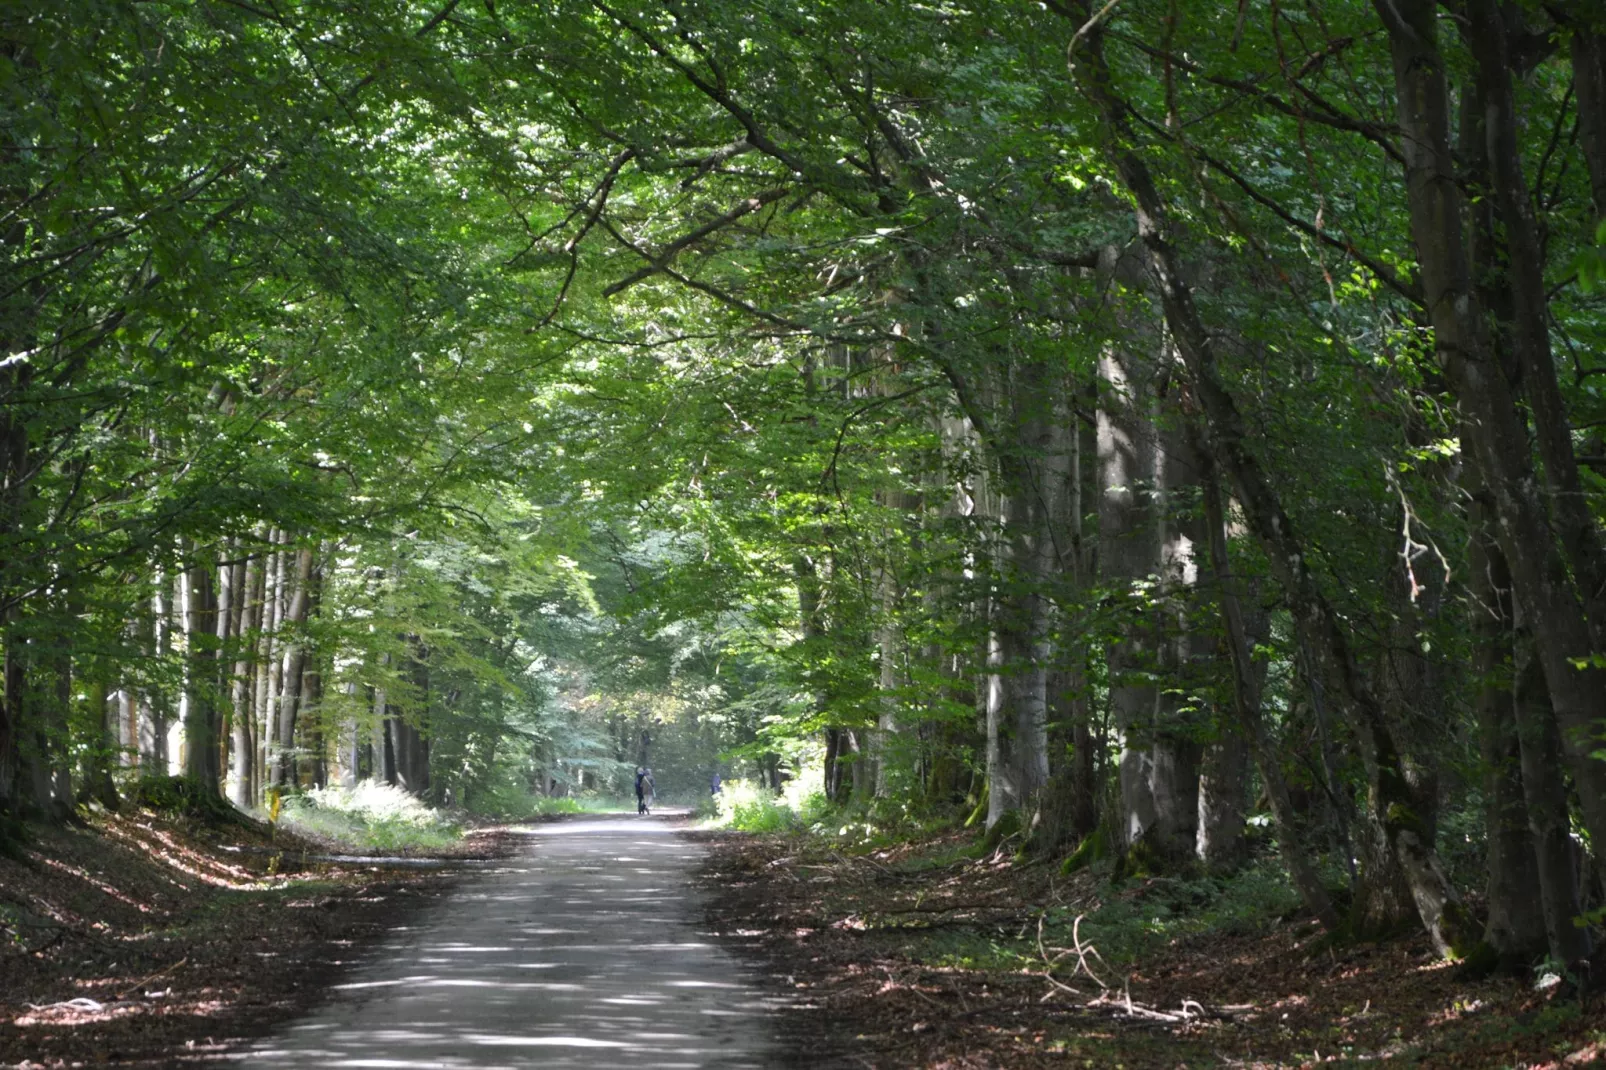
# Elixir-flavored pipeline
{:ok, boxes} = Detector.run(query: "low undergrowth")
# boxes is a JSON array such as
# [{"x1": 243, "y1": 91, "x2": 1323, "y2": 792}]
[
  {"x1": 271, "y1": 782, "x2": 462, "y2": 853},
  {"x1": 700, "y1": 825, "x2": 1606, "y2": 1068}
]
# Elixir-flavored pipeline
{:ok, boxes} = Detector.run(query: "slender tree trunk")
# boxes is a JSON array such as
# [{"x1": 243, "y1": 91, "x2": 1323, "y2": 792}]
[
  {"x1": 372, "y1": 662, "x2": 396, "y2": 785},
  {"x1": 983, "y1": 605, "x2": 1016, "y2": 827},
  {"x1": 147, "y1": 565, "x2": 172, "y2": 771},
  {"x1": 230, "y1": 551, "x2": 261, "y2": 807},
  {"x1": 873, "y1": 519, "x2": 905, "y2": 798},
  {"x1": 1203, "y1": 462, "x2": 1339, "y2": 929},
  {"x1": 270, "y1": 544, "x2": 313, "y2": 789}
]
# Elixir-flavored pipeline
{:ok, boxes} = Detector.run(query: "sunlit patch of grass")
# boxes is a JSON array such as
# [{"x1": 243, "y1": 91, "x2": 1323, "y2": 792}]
[
  {"x1": 706, "y1": 774, "x2": 809, "y2": 835},
  {"x1": 272, "y1": 783, "x2": 460, "y2": 854},
  {"x1": 524, "y1": 794, "x2": 629, "y2": 816}
]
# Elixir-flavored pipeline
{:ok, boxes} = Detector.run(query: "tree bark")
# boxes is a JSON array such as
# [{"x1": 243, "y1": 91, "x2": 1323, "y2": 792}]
[
  {"x1": 1372, "y1": 0, "x2": 1606, "y2": 856},
  {"x1": 1463, "y1": 0, "x2": 1606, "y2": 639},
  {"x1": 269, "y1": 544, "x2": 314, "y2": 789},
  {"x1": 1072, "y1": 16, "x2": 1463, "y2": 952},
  {"x1": 230, "y1": 551, "x2": 261, "y2": 807},
  {"x1": 1203, "y1": 461, "x2": 1339, "y2": 930},
  {"x1": 1470, "y1": 502, "x2": 1547, "y2": 967},
  {"x1": 181, "y1": 549, "x2": 220, "y2": 789}
]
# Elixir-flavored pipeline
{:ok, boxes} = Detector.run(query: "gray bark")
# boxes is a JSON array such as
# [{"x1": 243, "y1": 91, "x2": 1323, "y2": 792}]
[
  {"x1": 230, "y1": 551, "x2": 261, "y2": 807},
  {"x1": 1074, "y1": 21, "x2": 1460, "y2": 951},
  {"x1": 269, "y1": 544, "x2": 314, "y2": 789},
  {"x1": 1373, "y1": 0, "x2": 1606, "y2": 857}
]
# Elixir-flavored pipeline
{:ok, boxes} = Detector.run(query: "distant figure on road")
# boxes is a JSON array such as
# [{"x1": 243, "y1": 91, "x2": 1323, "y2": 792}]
[
  {"x1": 635, "y1": 766, "x2": 649, "y2": 814},
  {"x1": 710, "y1": 771, "x2": 722, "y2": 795}
]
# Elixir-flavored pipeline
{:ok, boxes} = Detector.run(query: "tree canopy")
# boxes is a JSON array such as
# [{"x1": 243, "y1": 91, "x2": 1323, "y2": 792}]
[{"x1": 4, "y1": 0, "x2": 1606, "y2": 971}]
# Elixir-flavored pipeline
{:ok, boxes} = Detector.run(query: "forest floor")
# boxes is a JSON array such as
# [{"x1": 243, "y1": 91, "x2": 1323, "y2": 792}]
[
  {"x1": 0, "y1": 802, "x2": 510, "y2": 1068},
  {"x1": 698, "y1": 830, "x2": 1606, "y2": 1069}
]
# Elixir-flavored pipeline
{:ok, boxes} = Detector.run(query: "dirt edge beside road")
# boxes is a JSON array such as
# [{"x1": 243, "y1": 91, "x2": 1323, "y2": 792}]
[
  {"x1": 695, "y1": 829, "x2": 1606, "y2": 1070},
  {"x1": 0, "y1": 810, "x2": 516, "y2": 1069}
]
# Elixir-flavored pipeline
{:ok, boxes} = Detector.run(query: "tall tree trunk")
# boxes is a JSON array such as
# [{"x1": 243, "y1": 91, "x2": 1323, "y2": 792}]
[
  {"x1": 145, "y1": 566, "x2": 173, "y2": 772},
  {"x1": 1203, "y1": 461, "x2": 1339, "y2": 929},
  {"x1": 1512, "y1": 629, "x2": 1594, "y2": 968},
  {"x1": 1470, "y1": 502, "x2": 1547, "y2": 967},
  {"x1": 983, "y1": 604, "x2": 1017, "y2": 827},
  {"x1": 254, "y1": 535, "x2": 285, "y2": 804},
  {"x1": 1099, "y1": 325, "x2": 1195, "y2": 860},
  {"x1": 1371, "y1": 0, "x2": 1606, "y2": 856},
  {"x1": 873, "y1": 516, "x2": 905, "y2": 798},
  {"x1": 182, "y1": 549, "x2": 220, "y2": 789},
  {"x1": 392, "y1": 638, "x2": 431, "y2": 796},
  {"x1": 372, "y1": 660, "x2": 396, "y2": 785},
  {"x1": 1099, "y1": 333, "x2": 1161, "y2": 850},
  {"x1": 1567, "y1": 16, "x2": 1606, "y2": 222},
  {"x1": 269, "y1": 544, "x2": 313, "y2": 789},
  {"x1": 1072, "y1": 18, "x2": 1463, "y2": 953},
  {"x1": 1463, "y1": 0, "x2": 1606, "y2": 639},
  {"x1": 230, "y1": 551, "x2": 261, "y2": 807}
]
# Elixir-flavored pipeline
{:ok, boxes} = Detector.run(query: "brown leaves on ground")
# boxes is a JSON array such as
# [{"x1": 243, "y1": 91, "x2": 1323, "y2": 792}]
[
  {"x1": 697, "y1": 831, "x2": 1606, "y2": 1069},
  {"x1": 0, "y1": 809, "x2": 508, "y2": 1068}
]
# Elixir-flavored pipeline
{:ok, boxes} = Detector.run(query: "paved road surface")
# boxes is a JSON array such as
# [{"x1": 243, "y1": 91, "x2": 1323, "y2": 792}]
[{"x1": 245, "y1": 817, "x2": 781, "y2": 1069}]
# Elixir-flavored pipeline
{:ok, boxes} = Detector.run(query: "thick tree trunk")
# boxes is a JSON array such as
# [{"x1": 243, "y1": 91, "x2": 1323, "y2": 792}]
[
  {"x1": 1372, "y1": 0, "x2": 1606, "y2": 856},
  {"x1": 372, "y1": 668, "x2": 396, "y2": 785},
  {"x1": 1514, "y1": 631, "x2": 1593, "y2": 967},
  {"x1": 254, "y1": 535, "x2": 285, "y2": 803},
  {"x1": 25, "y1": 630, "x2": 76, "y2": 821},
  {"x1": 1468, "y1": 488, "x2": 1547, "y2": 966},
  {"x1": 1464, "y1": 0, "x2": 1606, "y2": 639},
  {"x1": 1570, "y1": 20, "x2": 1606, "y2": 221},
  {"x1": 873, "y1": 506, "x2": 909, "y2": 797},
  {"x1": 182, "y1": 551, "x2": 220, "y2": 789},
  {"x1": 1073, "y1": 21, "x2": 1461, "y2": 952},
  {"x1": 392, "y1": 639, "x2": 430, "y2": 796},
  {"x1": 1195, "y1": 731, "x2": 1247, "y2": 872},
  {"x1": 80, "y1": 676, "x2": 118, "y2": 810},
  {"x1": 0, "y1": 627, "x2": 20, "y2": 818},
  {"x1": 1099, "y1": 325, "x2": 1198, "y2": 861},
  {"x1": 1099, "y1": 335, "x2": 1163, "y2": 851}
]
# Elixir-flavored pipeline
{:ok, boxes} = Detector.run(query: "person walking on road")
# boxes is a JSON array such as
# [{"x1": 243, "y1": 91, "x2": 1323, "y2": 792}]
[{"x1": 635, "y1": 767, "x2": 649, "y2": 814}]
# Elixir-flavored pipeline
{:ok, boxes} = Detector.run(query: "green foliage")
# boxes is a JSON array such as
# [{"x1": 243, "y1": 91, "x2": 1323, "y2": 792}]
[
  {"x1": 128, "y1": 777, "x2": 254, "y2": 828},
  {"x1": 1055, "y1": 858, "x2": 1307, "y2": 969},
  {"x1": 707, "y1": 779, "x2": 805, "y2": 834},
  {"x1": 276, "y1": 784, "x2": 460, "y2": 854}
]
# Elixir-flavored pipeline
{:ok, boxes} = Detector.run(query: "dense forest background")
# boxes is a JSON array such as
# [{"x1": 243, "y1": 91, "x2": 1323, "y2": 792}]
[{"x1": 4, "y1": 0, "x2": 1606, "y2": 973}]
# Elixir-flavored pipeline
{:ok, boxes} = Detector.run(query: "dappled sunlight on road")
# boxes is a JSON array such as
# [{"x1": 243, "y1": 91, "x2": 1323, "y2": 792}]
[{"x1": 244, "y1": 817, "x2": 780, "y2": 1069}]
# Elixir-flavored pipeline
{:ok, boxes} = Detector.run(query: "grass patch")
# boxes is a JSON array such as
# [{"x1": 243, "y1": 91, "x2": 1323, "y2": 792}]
[
  {"x1": 705, "y1": 778, "x2": 804, "y2": 832},
  {"x1": 1064, "y1": 856, "x2": 1306, "y2": 966},
  {"x1": 273, "y1": 782, "x2": 460, "y2": 854}
]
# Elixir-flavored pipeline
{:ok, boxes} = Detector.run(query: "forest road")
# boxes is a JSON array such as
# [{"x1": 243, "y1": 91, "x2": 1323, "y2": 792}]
[{"x1": 242, "y1": 816, "x2": 782, "y2": 1069}]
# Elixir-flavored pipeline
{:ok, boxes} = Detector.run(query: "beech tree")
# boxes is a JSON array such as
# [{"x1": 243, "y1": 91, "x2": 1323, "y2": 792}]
[{"x1": 4, "y1": 0, "x2": 1605, "y2": 973}]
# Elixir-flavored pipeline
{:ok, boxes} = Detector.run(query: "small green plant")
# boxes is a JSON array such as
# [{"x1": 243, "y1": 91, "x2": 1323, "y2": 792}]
[
  {"x1": 274, "y1": 782, "x2": 460, "y2": 853},
  {"x1": 708, "y1": 779, "x2": 799, "y2": 832}
]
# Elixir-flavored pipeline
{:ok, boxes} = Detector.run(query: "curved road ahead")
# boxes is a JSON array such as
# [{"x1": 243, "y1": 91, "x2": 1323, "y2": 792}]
[{"x1": 245, "y1": 817, "x2": 781, "y2": 1069}]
